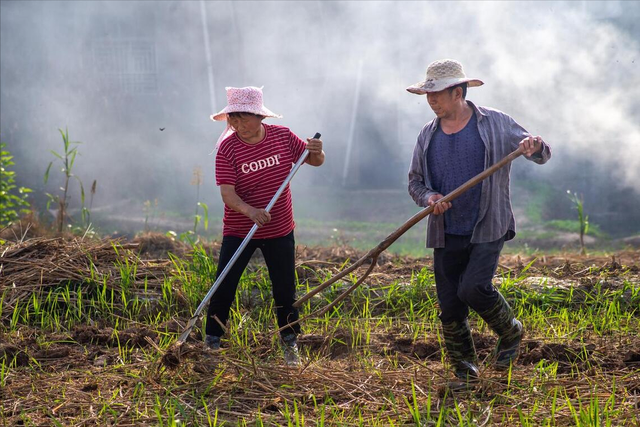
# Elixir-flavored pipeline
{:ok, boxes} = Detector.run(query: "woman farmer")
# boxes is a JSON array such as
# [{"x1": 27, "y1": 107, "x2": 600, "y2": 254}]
[{"x1": 206, "y1": 86, "x2": 325, "y2": 365}]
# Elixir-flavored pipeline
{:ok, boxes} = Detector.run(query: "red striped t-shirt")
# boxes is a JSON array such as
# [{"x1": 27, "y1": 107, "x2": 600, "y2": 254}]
[{"x1": 215, "y1": 124, "x2": 307, "y2": 239}]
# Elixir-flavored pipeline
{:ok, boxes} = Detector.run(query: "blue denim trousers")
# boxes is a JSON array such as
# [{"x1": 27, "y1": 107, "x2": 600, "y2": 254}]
[{"x1": 433, "y1": 233, "x2": 506, "y2": 324}]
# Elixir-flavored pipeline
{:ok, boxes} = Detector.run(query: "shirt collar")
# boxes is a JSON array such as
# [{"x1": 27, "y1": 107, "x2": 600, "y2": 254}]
[{"x1": 466, "y1": 100, "x2": 487, "y2": 121}]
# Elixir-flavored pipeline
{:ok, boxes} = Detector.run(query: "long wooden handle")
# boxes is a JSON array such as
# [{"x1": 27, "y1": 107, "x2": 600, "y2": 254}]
[{"x1": 293, "y1": 145, "x2": 525, "y2": 308}]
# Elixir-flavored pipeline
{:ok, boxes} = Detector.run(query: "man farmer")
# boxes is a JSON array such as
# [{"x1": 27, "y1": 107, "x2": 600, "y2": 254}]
[{"x1": 406, "y1": 59, "x2": 551, "y2": 387}]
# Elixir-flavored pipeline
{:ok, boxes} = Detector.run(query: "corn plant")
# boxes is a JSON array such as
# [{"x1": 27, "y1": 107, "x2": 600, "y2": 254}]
[
  {"x1": 83, "y1": 179, "x2": 97, "y2": 227},
  {"x1": 567, "y1": 190, "x2": 589, "y2": 255},
  {"x1": 44, "y1": 128, "x2": 85, "y2": 233}
]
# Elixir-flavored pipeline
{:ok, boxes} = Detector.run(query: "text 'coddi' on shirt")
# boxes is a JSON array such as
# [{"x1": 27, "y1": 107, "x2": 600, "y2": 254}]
[{"x1": 241, "y1": 155, "x2": 281, "y2": 174}]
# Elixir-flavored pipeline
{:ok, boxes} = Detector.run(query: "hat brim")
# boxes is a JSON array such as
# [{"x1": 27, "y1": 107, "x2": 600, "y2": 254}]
[
  {"x1": 210, "y1": 105, "x2": 282, "y2": 121},
  {"x1": 406, "y1": 78, "x2": 484, "y2": 95}
]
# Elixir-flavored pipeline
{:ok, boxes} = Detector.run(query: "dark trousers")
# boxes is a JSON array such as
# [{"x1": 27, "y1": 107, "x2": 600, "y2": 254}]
[
  {"x1": 205, "y1": 231, "x2": 300, "y2": 338},
  {"x1": 433, "y1": 233, "x2": 506, "y2": 324}
]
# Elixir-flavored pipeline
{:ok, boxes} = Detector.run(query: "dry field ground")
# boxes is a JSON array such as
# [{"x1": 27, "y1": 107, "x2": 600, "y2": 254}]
[{"x1": 1, "y1": 233, "x2": 639, "y2": 426}]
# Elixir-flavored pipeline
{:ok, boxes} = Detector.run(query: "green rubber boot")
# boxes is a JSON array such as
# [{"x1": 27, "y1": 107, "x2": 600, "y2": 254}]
[
  {"x1": 441, "y1": 319, "x2": 479, "y2": 389},
  {"x1": 478, "y1": 293, "x2": 524, "y2": 371}
]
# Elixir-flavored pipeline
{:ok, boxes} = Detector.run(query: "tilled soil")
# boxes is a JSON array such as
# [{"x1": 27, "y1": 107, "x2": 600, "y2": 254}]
[{"x1": 1, "y1": 235, "x2": 639, "y2": 425}]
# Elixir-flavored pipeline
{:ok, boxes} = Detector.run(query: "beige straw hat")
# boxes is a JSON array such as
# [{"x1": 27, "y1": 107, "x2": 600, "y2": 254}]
[{"x1": 406, "y1": 59, "x2": 483, "y2": 94}]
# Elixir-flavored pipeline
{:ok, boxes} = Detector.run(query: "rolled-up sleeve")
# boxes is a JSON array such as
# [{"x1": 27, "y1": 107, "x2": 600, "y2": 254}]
[
  {"x1": 504, "y1": 114, "x2": 552, "y2": 165},
  {"x1": 529, "y1": 138, "x2": 552, "y2": 164}
]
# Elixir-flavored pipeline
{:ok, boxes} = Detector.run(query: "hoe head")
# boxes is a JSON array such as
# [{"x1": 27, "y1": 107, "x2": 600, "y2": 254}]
[
  {"x1": 160, "y1": 315, "x2": 200, "y2": 369},
  {"x1": 177, "y1": 315, "x2": 200, "y2": 345}
]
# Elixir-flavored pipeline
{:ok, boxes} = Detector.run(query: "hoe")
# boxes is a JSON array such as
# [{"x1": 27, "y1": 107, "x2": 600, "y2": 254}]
[
  {"x1": 276, "y1": 145, "x2": 527, "y2": 334},
  {"x1": 162, "y1": 133, "x2": 321, "y2": 366}
]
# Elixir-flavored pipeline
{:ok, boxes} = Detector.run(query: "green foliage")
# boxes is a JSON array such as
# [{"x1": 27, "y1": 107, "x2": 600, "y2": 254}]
[
  {"x1": 0, "y1": 141, "x2": 32, "y2": 227},
  {"x1": 545, "y1": 219, "x2": 604, "y2": 237},
  {"x1": 194, "y1": 201, "x2": 209, "y2": 235},
  {"x1": 567, "y1": 190, "x2": 589, "y2": 255},
  {"x1": 44, "y1": 128, "x2": 96, "y2": 233},
  {"x1": 2, "y1": 245, "x2": 639, "y2": 425}
]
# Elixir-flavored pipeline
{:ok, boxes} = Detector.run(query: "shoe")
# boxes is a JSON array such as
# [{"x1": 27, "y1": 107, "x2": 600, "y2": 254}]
[
  {"x1": 281, "y1": 333, "x2": 300, "y2": 366},
  {"x1": 204, "y1": 335, "x2": 221, "y2": 351},
  {"x1": 477, "y1": 294, "x2": 524, "y2": 370}
]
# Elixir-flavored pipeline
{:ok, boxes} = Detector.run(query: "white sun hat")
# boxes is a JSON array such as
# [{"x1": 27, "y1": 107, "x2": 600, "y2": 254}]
[{"x1": 406, "y1": 59, "x2": 484, "y2": 95}]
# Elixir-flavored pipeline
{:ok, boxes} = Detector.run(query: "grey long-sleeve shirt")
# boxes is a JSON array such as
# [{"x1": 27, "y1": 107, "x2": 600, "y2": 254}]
[{"x1": 408, "y1": 101, "x2": 552, "y2": 248}]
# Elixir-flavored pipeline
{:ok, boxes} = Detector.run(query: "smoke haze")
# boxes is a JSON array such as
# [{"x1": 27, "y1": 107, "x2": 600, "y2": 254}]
[{"x1": 1, "y1": 1, "x2": 639, "y2": 237}]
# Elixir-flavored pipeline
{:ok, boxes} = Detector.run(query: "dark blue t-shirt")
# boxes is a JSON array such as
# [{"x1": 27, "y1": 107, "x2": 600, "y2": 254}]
[{"x1": 427, "y1": 112, "x2": 485, "y2": 235}]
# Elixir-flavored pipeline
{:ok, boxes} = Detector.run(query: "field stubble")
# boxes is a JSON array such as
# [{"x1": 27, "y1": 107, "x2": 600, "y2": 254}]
[{"x1": 1, "y1": 233, "x2": 639, "y2": 426}]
